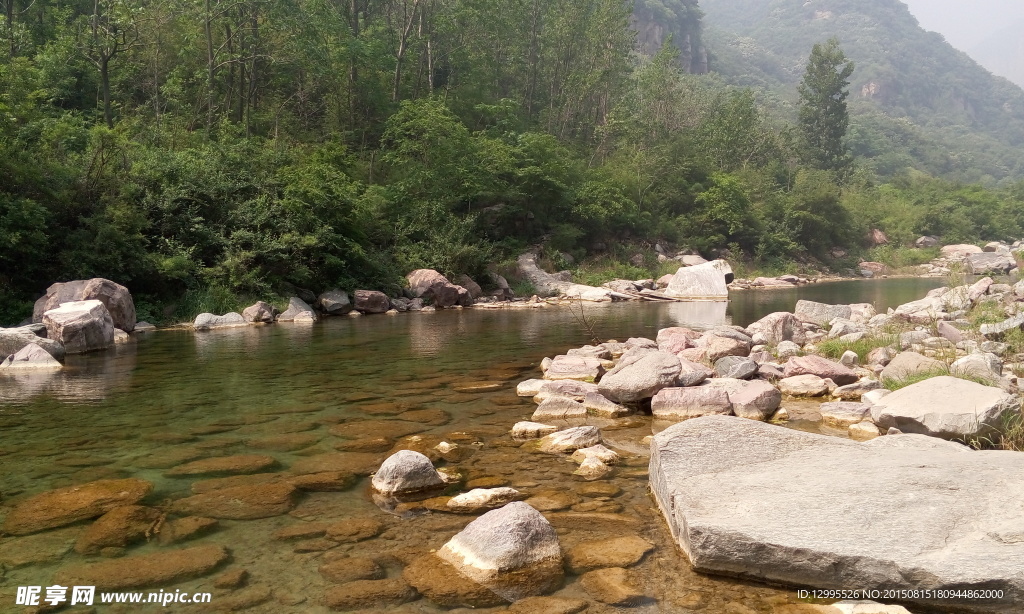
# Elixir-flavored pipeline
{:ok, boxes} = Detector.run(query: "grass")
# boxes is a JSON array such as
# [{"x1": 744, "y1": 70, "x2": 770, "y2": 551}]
[
  {"x1": 969, "y1": 411, "x2": 1024, "y2": 452},
  {"x1": 968, "y1": 300, "x2": 1009, "y2": 328},
  {"x1": 816, "y1": 335, "x2": 897, "y2": 362},
  {"x1": 170, "y1": 286, "x2": 267, "y2": 324},
  {"x1": 865, "y1": 245, "x2": 941, "y2": 272},
  {"x1": 882, "y1": 364, "x2": 999, "y2": 391}
]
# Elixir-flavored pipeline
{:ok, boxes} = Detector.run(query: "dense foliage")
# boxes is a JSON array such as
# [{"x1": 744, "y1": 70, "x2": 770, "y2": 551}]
[{"x1": 1, "y1": 0, "x2": 1023, "y2": 324}]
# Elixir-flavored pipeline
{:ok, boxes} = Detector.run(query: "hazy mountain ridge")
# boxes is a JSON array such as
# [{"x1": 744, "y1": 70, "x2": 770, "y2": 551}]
[{"x1": 696, "y1": 0, "x2": 1024, "y2": 183}]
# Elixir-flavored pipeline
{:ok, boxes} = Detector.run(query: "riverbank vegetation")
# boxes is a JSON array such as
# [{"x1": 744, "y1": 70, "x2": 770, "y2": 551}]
[{"x1": 3, "y1": 0, "x2": 1024, "y2": 324}]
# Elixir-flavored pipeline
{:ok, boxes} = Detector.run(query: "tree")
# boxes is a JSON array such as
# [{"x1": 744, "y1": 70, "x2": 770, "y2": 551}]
[{"x1": 798, "y1": 38, "x2": 854, "y2": 173}]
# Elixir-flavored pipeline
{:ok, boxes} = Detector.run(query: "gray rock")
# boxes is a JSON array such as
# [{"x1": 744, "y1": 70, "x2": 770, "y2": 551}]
[
  {"x1": 277, "y1": 297, "x2": 317, "y2": 322},
  {"x1": 861, "y1": 389, "x2": 890, "y2": 405},
  {"x1": 899, "y1": 330, "x2": 930, "y2": 349},
  {"x1": 967, "y1": 252, "x2": 1016, "y2": 275},
  {"x1": 598, "y1": 350, "x2": 680, "y2": 402},
  {"x1": 870, "y1": 376, "x2": 1019, "y2": 440},
  {"x1": 544, "y1": 355, "x2": 605, "y2": 383},
  {"x1": 193, "y1": 312, "x2": 247, "y2": 331},
  {"x1": 583, "y1": 393, "x2": 630, "y2": 418},
  {"x1": 828, "y1": 318, "x2": 864, "y2": 339},
  {"x1": 0, "y1": 326, "x2": 65, "y2": 361},
  {"x1": 839, "y1": 350, "x2": 858, "y2": 368},
  {"x1": 447, "y1": 488, "x2": 521, "y2": 514},
  {"x1": 651, "y1": 386, "x2": 732, "y2": 419},
  {"x1": 676, "y1": 358, "x2": 712, "y2": 387},
  {"x1": 915, "y1": 235, "x2": 938, "y2": 248},
  {"x1": 936, "y1": 320, "x2": 963, "y2": 343},
  {"x1": 317, "y1": 290, "x2": 352, "y2": 315},
  {"x1": 775, "y1": 341, "x2": 801, "y2": 359},
  {"x1": 241, "y1": 301, "x2": 275, "y2": 323},
  {"x1": 650, "y1": 415, "x2": 1024, "y2": 612},
  {"x1": 566, "y1": 345, "x2": 612, "y2": 360},
  {"x1": 794, "y1": 300, "x2": 851, "y2": 326},
  {"x1": 516, "y1": 379, "x2": 546, "y2": 397},
  {"x1": 624, "y1": 337, "x2": 658, "y2": 350},
  {"x1": 663, "y1": 260, "x2": 733, "y2": 299},
  {"x1": 43, "y1": 300, "x2": 115, "y2": 354},
  {"x1": 778, "y1": 374, "x2": 829, "y2": 397},
  {"x1": 406, "y1": 269, "x2": 471, "y2": 308},
  {"x1": 782, "y1": 355, "x2": 858, "y2": 386},
  {"x1": 534, "y1": 380, "x2": 599, "y2": 402},
  {"x1": 371, "y1": 450, "x2": 445, "y2": 496},
  {"x1": 880, "y1": 352, "x2": 945, "y2": 383},
  {"x1": 980, "y1": 313, "x2": 1024, "y2": 339},
  {"x1": 354, "y1": 290, "x2": 390, "y2": 314},
  {"x1": 832, "y1": 379, "x2": 882, "y2": 401},
  {"x1": 454, "y1": 275, "x2": 483, "y2": 299},
  {"x1": 537, "y1": 427, "x2": 601, "y2": 453},
  {"x1": 516, "y1": 253, "x2": 613, "y2": 301},
  {"x1": 713, "y1": 356, "x2": 758, "y2": 380},
  {"x1": 819, "y1": 402, "x2": 872, "y2": 427},
  {"x1": 950, "y1": 353, "x2": 1002, "y2": 383},
  {"x1": 531, "y1": 397, "x2": 587, "y2": 421},
  {"x1": 981, "y1": 341, "x2": 1009, "y2": 356},
  {"x1": 436, "y1": 502, "x2": 563, "y2": 602},
  {"x1": 0, "y1": 344, "x2": 62, "y2": 370},
  {"x1": 33, "y1": 278, "x2": 136, "y2": 332},
  {"x1": 704, "y1": 378, "x2": 781, "y2": 421},
  {"x1": 745, "y1": 312, "x2": 806, "y2": 346}
]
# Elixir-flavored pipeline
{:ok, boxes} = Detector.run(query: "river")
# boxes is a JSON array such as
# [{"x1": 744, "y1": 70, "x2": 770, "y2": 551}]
[{"x1": 0, "y1": 277, "x2": 944, "y2": 612}]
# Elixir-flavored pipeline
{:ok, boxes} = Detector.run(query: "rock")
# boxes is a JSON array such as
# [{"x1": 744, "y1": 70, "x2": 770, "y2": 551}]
[
  {"x1": 651, "y1": 386, "x2": 732, "y2": 419},
  {"x1": 794, "y1": 300, "x2": 852, "y2": 326},
  {"x1": 879, "y1": 352, "x2": 945, "y2": 382},
  {"x1": 565, "y1": 536, "x2": 654, "y2": 573},
  {"x1": 407, "y1": 269, "x2": 470, "y2": 308},
  {"x1": 0, "y1": 344, "x2": 62, "y2": 370},
  {"x1": 508, "y1": 596, "x2": 588, "y2": 614},
  {"x1": 580, "y1": 567, "x2": 645, "y2": 606},
  {"x1": 135, "y1": 321, "x2": 156, "y2": 331},
  {"x1": 570, "y1": 444, "x2": 620, "y2": 465},
  {"x1": 434, "y1": 502, "x2": 563, "y2": 602},
  {"x1": 537, "y1": 426, "x2": 601, "y2": 453},
  {"x1": 317, "y1": 290, "x2": 353, "y2": 315},
  {"x1": 241, "y1": 301, "x2": 275, "y2": 323},
  {"x1": 324, "y1": 579, "x2": 417, "y2": 610},
  {"x1": 566, "y1": 344, "x2": 612, "y2": 359},
  {"x1": 543, "y1": 355, "x2": 605, "y2": 382},
  {"x1": 709, "y1": 379, "x2": 781, "y2": 420},
  {"x1": 865, "y1": 346, "x2": 895, "y2": 367},
  {"x1": 573, "y1": 458, "x2": 612, "y2": 480},
  {"x1": 516, "y1": 253, "x2": 613, "y2": 301},
  {"x1": 354, "y1": 290, "x2": 390, "y2": 314},
  {"x1": 512, "y1": 422, "x2": 559, "y2": 439},
  {"x1": 818, "y1": 402, "x2": 872, "y2": 427},
  {"x1": 915, "y1": 236, "x2": 939, "y2": 248},
  {"x1": 532, "y1": 396, "x2": 587, "y2": 421},
  {"x1": 832, "y1": 379, "x2": 882, "y2": 400},
  {"x1": 678, "y1": 254, "x2": 709, "y2": 266},
  {"x1": 74, "y1": 505, "x2": 162, "y2": 554},
  {"x1": 157, "y1": 516, "x2": 219, "y2": 545},
  {"x1": 861, "y1": 389, "x2": 890, "y2": 405},
  {"x1": 447, "y1": 488, "x2": 521, "y2": 513},
  {"x1": 319, "y1": 557, "x2": 384, "y2": 584},
  {"x1": 598, "y1": 350, "x2": 680, "y2": 402},
  {"x1": 695, "y1": 332, "x2": 751, "y2": 362},
  {"x1": 778, "y1": 375, "x2": 829, "y2": 397},
  {"x1": 941, "y1": 244, "x2": 983, "y2": 257},
  {"x1": 870, "y1": 376, "x2": 1018, "y2": 440},
  {"x1": 828, "y1": 318, "x2": 863, "y2": 339},
  {"x1": 403, "y1": 552, "x2": 507, "y2": 608},
  {"x1": 454, "y1": 274, "x2": 483, "y2": 299},
  {"x1": 43, "y1": 300, "x2": 115, "y2": 353},
  {"x1": 325, "y1": 518, "x2": 384, "y2": 543},
  {"x1": 950, "y1": 353, "x2": 1002, "y2": 383},
  {"x1": 893, "y1": 296, "x2": 947, "y2": 323},
  {"x1": 936, "y1": 320, "x2": 963, "y2": 343},
  {"x1": 370, "y1": 450, "x2": 445, "y2": 495},
  {"x1": 517, "y1": 379, "x2": 546, "y2": 397},
  {"x1": 277, "y1": 296, "x2": 317, "y2": 322},
  {"x1": 968, "y1": 252, "x2": 1016, "y2": 275},
  {"x1": 650, "y1": 415, "x2": 1024, "y2": 612},
  {"x1": 0, "y1": 527, "x2": 78, "y2": 568},
  {"x1": 194, "y1": 312, "x2": 247, "y2": 330},
  {"x1": 170, "y1": 483, "x2": 299, "y2": 519},
  {"x1": 714, "y1": 356, "x2": 758, "y2": 380},
  {"x1": 657, "y1": 326, "x2": 696, "y2": 354},
  {"x1": 33, "y1": 278, "x2": 136, "y2": 332},
  {"x1": 583, "y1": 392, "x2": 630, "y2": 417},
  {"x1": 164, "y1": 454, "x2": 277, "y2": 477},
  {"x1": 0, "y1": 325, "x2": 65, "y2": 361},
  {"x1": 534, "y1": 380, "x2": 599, "y2": 402},
  {"x1": 663, "y1": 260, "x2": 733, "y2": 299},
  {"x1": 831, "y1": 600, "x2": 913, "y2": 614},
  {"x1": 775, "y1": 341, "x2": 801, "y2": 359},
  {"x1": 603, "y1": 279, "x2": 639, "y2": 293},
  {"x1": 980, "y1": 313, "x2": 1024, "y2": 338},
  {"x1": 848, "y1": 421, "x2": 881, "y2": 441},
  {"x1": 677, "y1": 358, "x2": 713, "y2": 386},
  {"x1": 55, "y1": 545, "x2": 229, "y2": 590},
  {"x1": 783, "y1": 355, "x2": 858, "y2": 386},
  {"x1": 2, "y1": 478, "x2": 152, "y2": 536},
  {"x1": 839, "y1": 350, "x2": 858, "y2": 367},
  {"x1": 746, "y1": 312, "x2": 806, "y2": 346}
]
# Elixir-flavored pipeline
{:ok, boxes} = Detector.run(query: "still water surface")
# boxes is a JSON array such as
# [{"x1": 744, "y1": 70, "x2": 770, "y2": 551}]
[{"x1": 0, "y1": 278, "x2": 943, "y2": 612}]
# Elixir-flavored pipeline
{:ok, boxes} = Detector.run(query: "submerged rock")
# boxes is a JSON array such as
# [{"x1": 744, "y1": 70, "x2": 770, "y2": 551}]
[
  {"x1": 447, "y1": 488, "x2": 521, "y2": 513},
  {"x1": 170, "y1": 483, "x2": 299, "y2": 519},
  {"x1": 324, "y1": 578, "x2": 417, "y2": 610},
  {"x1": 537, "y1": 426, "x2": 601, "y2": 453},
  {"x1": 74, "y1": 505, "x2": 162, "y2": 554},
  {"x1": 579, "y1": 567, "x2": 646, "y2": 606},
  {"x1": 2, "y1": 478, "x2": 152, "y2": 536},
  {"x1": 55, "y1": 544, "x2": 229, "y2": 590},
  {"x1": 650, "y1": 415, "x2": 1024, "y2": 611},
  {"x1": 565, "y1": 535, "x2": 654, "y2": 573},
  {"x1": 370, "y1": 450, "x2": 445, "y2": 495}
]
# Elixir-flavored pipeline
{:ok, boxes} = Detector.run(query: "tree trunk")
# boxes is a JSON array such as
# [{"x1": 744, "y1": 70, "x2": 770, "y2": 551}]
[{"x1": 101, "y1": 57, "x2": 112, "y2": 128}]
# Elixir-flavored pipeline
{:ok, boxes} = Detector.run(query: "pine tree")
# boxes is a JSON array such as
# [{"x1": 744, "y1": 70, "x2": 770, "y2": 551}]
[{"x1": 798, "y1": 38, "x2": 855, "y2": 173}]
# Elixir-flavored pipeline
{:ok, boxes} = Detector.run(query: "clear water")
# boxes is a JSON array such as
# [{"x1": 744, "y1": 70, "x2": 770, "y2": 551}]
[{"x1": 0, "y1": 278, "x2": 944, "y2": 612}]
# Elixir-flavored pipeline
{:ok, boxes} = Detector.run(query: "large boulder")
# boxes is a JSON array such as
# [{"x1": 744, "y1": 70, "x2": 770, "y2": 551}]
[
  {"x1": 782, "y1": 355, "x2": 858, "y2": 386},
  {"x1": 42, "y1": 300, "x2": 115, "y2": 354},
  {"x1": 317, "y1": 290, "x2": 352, "y2": 315},
  {"x1": 967, "y1": 252, "x2": 1016, "y2": 275},
  {"x1": 0, "y1": 344, "x2": 62, "y2": 370},
  {"x1": 650, "y1": 415, "x2": 1024, "y2": 612},
  {"x1": 651, "y1": 386, "x2": 732, "y2": 419},
  {"x1": 355, "y1": 290, "x2": 390, "y2": 314},
  {"x1": 0, "y1": 326, "x2": 65, "y2": 361},
  {"x1": 432, "y1": 502, "x2": 563, "y2": 602},
  {"x1": 915, "y1": 236, "x2": 938, "y2": 248},
  {"x1": 241, "y1": 301, "x2": 275, "y2": 323},
  {"x1": 407, "y1": 269, "x2": 470, "y2": 308},
  {"x1": 598, "y1": 350, "x2": 681, "y2": 402},
  {"x1": 794, "y1": 300, "x2": 851, "y2": 326},
  {"x1": 193, "y1": 312, "x2": 246, "y2": 331},
  {"x1": 879, "y1": 352, "x2": 945, "y2": 382},
  {"x1": 662, "y1": 260, "x2": 733, "y2": 299},
  {"x1": 371, "y1": 450, "x2": 445, "y2": 496},
  {"x1": 703, "y1": 378, "x2": 782, "y2": 420},
  {"x1": 33, "y1": 278, "x2": 136, "y2": 332},
  {"x1": 940, "y1": 244, "x2": 983, "y2": 258},
  {"x1": 870, "y1": 376, "x2": 1019, "y2": 440},
  {"x1": 543, "y1": 355, "x2": 605, "y2": 383},
  {"x1": 277, "y1": 297, "x2": 317, "y2": 322},
  {"x1": 745, "y1": 312, "x2": 806, "y2": 346}
]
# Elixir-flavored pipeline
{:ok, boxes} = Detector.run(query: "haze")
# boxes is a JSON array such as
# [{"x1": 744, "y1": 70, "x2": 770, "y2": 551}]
[{"x1": 901, "y1": 0, "x2": 1024, "y2": 50}]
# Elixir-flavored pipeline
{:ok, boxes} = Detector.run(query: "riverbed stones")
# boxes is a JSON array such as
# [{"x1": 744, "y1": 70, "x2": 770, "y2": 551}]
[
  {"x1": 571, "y1": 444, "x2": 620, "y2": 465},
  {"x1": 708, "y1": 379, "x2": 781, "y2": 420},
  {"x1": 848, "y1": 421, "x2": 881, "y2": 441},
  {"x1": 677, "y1": 357, "x2": 713, "y2": 386},
  {"x1": 980, "y1": 313, "x2": 1024, "y2": 339},
  {"x1": 435, "y1": 502, "x2": 564, "y2": 602},
  {"x1": 573, "y1": 457, "x2": 612, "y2": 480},
  {"x1": 783, "y1": 355, "x2": 858, "y2": 386},
  {"x1": 583, "y1": 392, "x2": 630, "y2": 417},
  {"x1": 324, "y1": 578, "x2": 417, "y2": 610},
  {"x1": 2, "y1": 478, "x2": 153, "y2": 535},
  {"x1": 651, "y1": 386, "x2": 732, "y2": 419},
  {"x1": 0, "y1": 527, "x2": 79, "y2": 568},
  {"x1": 325, "y1": 518, "x2": 385, "y2": 543},
  {"x1": 55, "y1": 544, "x2": 229, "y2": 590},
  {"x1": 512, "y1": 422, "x2": 559, "y2": 439},
  {"x1": 746, "y1": 312, "x2": 806, "y2": 346},
  {"x1": 447, "y1": 487, "x2": 521, "y2": 513},
  {"x1": 649, "y1": 415, "x2": 1024, "y2": 611},
  {"x1": 663, "y1": 260, "x2": 732, "y2": 299},
  {"x1": 832, "y1": 379, "x2": 882, "y2": 400},
  {"x1": 403, "y1": 552, "x2": 508, "y2": 607},
  {"x1": 794, "y1": 300, "x2": 851, "y2": 326},
  {"x1": 508, "y1": 596, "x2": 588, "y2": 614},
  {"x1": 598, "y1": 350, "x2": 680, "y2": 402},
  {"x1": 193, "y1": 311, "x2": 247, "y2": 330},
  {"x1": 537, "y1": 426, "x2": 601, "y2": 453},
  {"x1": 74, "y1": 505, "x2": 162, "y2": 554},
  {"x1": 950, "y1": 353, "x2": 1002, "y2": 383},
  {"x1": 543, "y1": 355, "x2": 605, "y2": 382},
  {"x1": 0, "y1": 344, "x2": 62, "y2": 370},
  {"x1": 354, "y1": 290, "x2": 390, "y2": 314},
  {"x1": 565, "y1": 536, "x2": 654, "y2": 573},
  {"x1": 164, "y1": 454, "x2": 277, "y2": 477},
  {"x1": 879, "y1": 351, "x2": 945, "y2": 382},
  {"x1": 656, "y1": 327, "x2": 693, "y2": 354},
  {"x1": 277, "y1": 297, "x2": 317, "y2": 322},
  {"x1": 517, "y1": 379, "x2": 546, "y2": 396},
  {"x1": 241, "y1": 301, "x2": 275, "y2": 323},
  {"x1": 694, "y1": 330, "x2": 752, "y2": 362},
  {"x1": 968, "y1": 252, "x2": 1016, "y2": 275},
  {"x1": 534, "y1": 380, "x2": 599, "y2": 402},
  {"x1": 33, "y1": 278, "x2": 136, "y2": 332},
  {"x1": 580, "y1": 567, "x2": 646, "y2": 606},
  {"x1": 870, "y1": 376, "x2": 1019, "y2": 439},
  {"x1": 370, "y1": 450, "x2": 445, "y2": 495},
  {"x1": 818, "y1": 402, "x2": 872, "y2": 427},
  {"x1": 714, "y1": 356, "x2": 757, "y2": 380},
  {"x1": 532, "y1": 396, "x2": 587, "y2": 421},
  {"x1": 157, "y1": 516, "x2": 219, "y2": 545},
  {"x1": 43, "y1": 300, "x2": 115, "y2": 353},
  {"x1": 170, "y1": 483, "x2": 299, "y2": 519},
  {"x1": 319, "y1": 557, "x2": 384, "y2": 584},
  {"x1": 317, "y1": 290, "x2": 353, "y2": 315}
]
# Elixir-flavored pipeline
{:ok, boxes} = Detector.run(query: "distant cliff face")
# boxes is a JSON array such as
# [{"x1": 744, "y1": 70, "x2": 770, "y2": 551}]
[{"x1": 632, "y1": 0, "x2": 708, "y2": 74}]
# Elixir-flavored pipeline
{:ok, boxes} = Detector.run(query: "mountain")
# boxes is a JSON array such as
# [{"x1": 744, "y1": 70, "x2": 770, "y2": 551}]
[
  {"x1": 696, "y1": 0, "x2": 1024, "y2": 184},
  {"x1": 968, "y1": 19, "x2": 1024, "y2": 90}
]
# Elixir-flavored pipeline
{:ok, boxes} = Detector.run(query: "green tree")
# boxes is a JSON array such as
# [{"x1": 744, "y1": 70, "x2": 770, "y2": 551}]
[{"x1": 798, "y1": 38, "x2": 854, "y2": 173}]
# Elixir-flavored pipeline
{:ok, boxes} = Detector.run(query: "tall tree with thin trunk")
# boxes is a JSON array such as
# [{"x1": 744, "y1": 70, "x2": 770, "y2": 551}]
[{"x1": 797, "y1": 38, "x2": 854, "y2": 174}]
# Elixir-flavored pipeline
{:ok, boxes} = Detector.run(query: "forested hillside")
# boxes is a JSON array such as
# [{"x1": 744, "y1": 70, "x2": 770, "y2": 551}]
[
  {"x1": 2, "y1": 0, "x2": 1024, "y2": 324},
  {"x1": 700, "y1": 0, "x2": 1024, "y2": 183}
]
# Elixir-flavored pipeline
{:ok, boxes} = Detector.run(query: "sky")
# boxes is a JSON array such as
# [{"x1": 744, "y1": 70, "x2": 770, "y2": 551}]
[{"x1": 900, "y1": 0, "x2": 1024, "y2": 51}]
